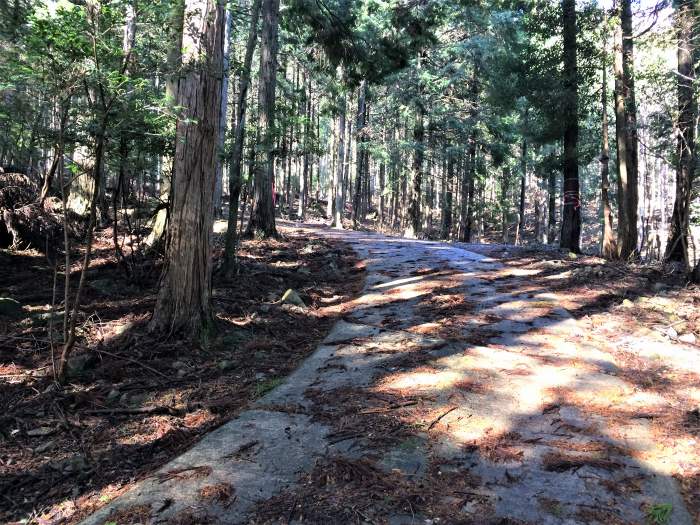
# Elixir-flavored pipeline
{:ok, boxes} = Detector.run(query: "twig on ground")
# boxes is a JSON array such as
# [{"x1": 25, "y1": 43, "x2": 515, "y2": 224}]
[
  {"x1": 327, "y1": 433, "x2": 364, "y2": 445},
  {"x1": 93, "y1": 348, "x2": 169, "y2": 382},
  {"x1": 359, "y1": 400, "x2": 418, "y2": 414},
  {"x1": 427, "y1": 406, "x2": 459, "y2": 430},
  {"x1": 155, "y1": 465, "x2": 212, "y2": 483},
  {"x1": 82, "y1": 405, "x2": 182, "y2": 416},
  {"x1": 224, "y1": 440, "x2": 260, "y2": 459}
]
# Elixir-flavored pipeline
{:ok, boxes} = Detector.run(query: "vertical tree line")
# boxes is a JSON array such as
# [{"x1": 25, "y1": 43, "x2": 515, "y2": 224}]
[{"x1": 1, "y1": 0, "x2": 700, "y2": 365}]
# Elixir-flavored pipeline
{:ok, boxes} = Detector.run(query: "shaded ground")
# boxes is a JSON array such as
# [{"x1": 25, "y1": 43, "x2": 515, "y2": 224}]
[
  {"x1": 0, "y1": 223, "x2": 363, "y2": 525},
  {"x1": 73, "y1": 226, "x2": 700, "y2": 525}
]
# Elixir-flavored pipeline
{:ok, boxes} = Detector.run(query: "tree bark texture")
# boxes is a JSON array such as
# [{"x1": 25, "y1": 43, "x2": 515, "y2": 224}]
[
  {"x1": 150, "y1": 0, "x2": 226, "y2": 336},
  {"x1": 223, "y1": 0, "x2": 261, "y2": 272},
  {"x1": 245, "y1": 0, "x2": 280, "y2": 238},
  {"x1": 614, "y1": 0, "x2": 639, "y2": 259},
  {"x1": 560, "y1": 0, "x2": 581, "y2": 253},
  {"x1": 665, "y1": 0, "x2": 697, "y2": 264},
  {"x1": 601, "y1": 39, "x2": 616, "y2": 259}
]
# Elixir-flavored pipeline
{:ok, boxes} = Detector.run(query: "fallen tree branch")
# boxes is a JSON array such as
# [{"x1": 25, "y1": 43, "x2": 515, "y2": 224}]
[
  {"x1": 427, "y1": 405, "x2": 458, "y2": 430},
  {"x1": 93, "y1": 347, "x2": 170, "y2": 382},
  {"x1": 359, "y1": 400, "x2": 418, "y2": 414},
  {"x1": 82, "y1": 405, "x2": 182, "y2": 416}
]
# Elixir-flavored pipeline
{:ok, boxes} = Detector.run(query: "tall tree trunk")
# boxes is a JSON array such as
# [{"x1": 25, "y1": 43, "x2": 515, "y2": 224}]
[
  {"x1": 515, "y1": 138, "x2": 527, "y2": 245},
  {"x1": 459, "y1": 156, "x2": 469, "y2": 242},
  {"x1": 223, "y1": 0, "x2": 262, "y2": 273},
  {"x1": 352, "y1": 80, "x2": 367, "y2": 227},
  {"x1": 314, "y1": 99, "x2": 321, "y2": 202},
  {"x1": 547, "y1": 169, "x2": 557, "y2": 243},
  {"x1": 408, "y1": 102, "x2": 424, "y2": 236},
  {"x1": 378, "y1": 122, "x2": 387, "y2": 227},
  {"x1": 343, "y1": 120, "x2": 352, "y2": 210},
  {"x1": 213, "y1": 4, "x2": 233, "y2": 219},
  {"x1": 534, "y1": 173, "x2": 542, "y2": 242},
  {"x1": 113, "y1": 138, "x2": 129, "y2": 272},
  {"x1": 560, "y1": 0, "x2": 581, "y2": 252},
  {"x1": 327, "y1": 112, "x2": 336, "y2": 220},
  {"x1": 113, "y1": 0, "x2": 136, "y2": 246},
  {"x1": 379, "y1": 159, "x2": 386, "y2": 227},
  {"x1": 122, "y1": 0, "x2": 137, "y2": 69},
  {"x1": 298, "y1": 73, "x2": 311, "y2": 220},
  {"x1": 246, "y1": 0, "x2": 280, "y2": 238},
  {"x1": 149, "y1": 0, "x2": 226, "y2": 336},
  {"x1": 285, "y1": 122, "x2": 292, "y2": 212},
  {"x1": 601, "y1": 38, "x2": 616, "y2": 259},
  {"x1": 40, "y1": 101, "x2": 70, "y2": 205},
  {"x1": 460, "y1": 63, "x2": 479, "y2": 242},
  {"x1": 147, "y1": 0, "x2": 185, "y2": 246},
  {"x1": 665, "y1": 0, "x2": 697, "y2": 264},
  {"x1": 442, "y1": 151, "x2": 454, "y2": 239},
  {"x1": 465, "y1": 141, "x2": 476, "y2": 242},
  {"x1": 333, "y1": 90, "x2": 346, "y2": 229},
  {"x1": 458, "y1": 132, "x2": 477, "y2": 243},
  {"x1": 390, "y1": 124, "x2": 399, "y2": 229},
  {"x1": 614, "y1": 0, "x2": 639, "y2": 259},
  {"x1": 501, "y1": 168, "x2": 510, "y2": 243},
  {"x1": 362, "y1": 107, "x2": 371, "y2": 219}
]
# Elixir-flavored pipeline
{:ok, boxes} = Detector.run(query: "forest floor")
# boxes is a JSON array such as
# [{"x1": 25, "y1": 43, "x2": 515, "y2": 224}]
[
  {"x1": 68, "y1": 223, "x2": 700, "y2": 525},
  {"x1": 0, "y1": 223, "x2": 364, "y2": 525}
]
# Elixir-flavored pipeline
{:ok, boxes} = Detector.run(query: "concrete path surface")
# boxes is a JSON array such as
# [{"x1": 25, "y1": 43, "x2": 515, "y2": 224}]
[{"x1": 81, "y1": 226, "x2": 695, "y2": 525}]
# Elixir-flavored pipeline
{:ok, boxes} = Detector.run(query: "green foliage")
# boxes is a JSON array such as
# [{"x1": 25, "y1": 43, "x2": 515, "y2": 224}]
[
  {"x1": 255, "y1": 377, "x2": 284, "y2": 397},
  {"x1": 646, "y1": 503, "x2": 673, "y2": 525},
  {"x1": 0, "y1": 0, "x2": 686, "y2": 254}
]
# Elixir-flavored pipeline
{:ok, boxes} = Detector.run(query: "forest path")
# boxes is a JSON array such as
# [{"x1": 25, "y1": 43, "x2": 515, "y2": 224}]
[{"x1": 82, "y1": 225, "x2": 693, "y2": 525}]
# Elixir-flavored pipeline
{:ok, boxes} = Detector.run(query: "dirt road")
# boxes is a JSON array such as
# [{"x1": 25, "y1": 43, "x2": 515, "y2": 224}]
[{"x1": 82, "y1": 226, "x2": 696, "y2": 524}]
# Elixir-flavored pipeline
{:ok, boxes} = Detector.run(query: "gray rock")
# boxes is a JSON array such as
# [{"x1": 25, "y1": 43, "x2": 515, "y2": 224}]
[
  {"x1": 128, "y1": 393, "x2": 147, "y2": 407},
  {"x1": 106, "y1": 388, "x2": 121, "y2": 404},
  {"x1": 27, "y1": 426, "x2": 56, "y2": 437},
  {"x1": 218, "y1": 359, "x2": 235, "y2": 371},
  {"x1": 0, "y1": 297, "x2": 23, "y2": 318},
  {"x1": 679, "y1": 333, "x2": 697, "y2": 344},
  {"x1": 280, "y1": 288, "x2": 306, "y2": 307},
  {"x1": 34, "y1": 440, "x2": 56, "y2": 454},
  {"x1": 65, "y1": 354, "x2": 95, "y2": 378},
  {"x1": 61, "y1": 455, "x2": 88, "y2": 474}
]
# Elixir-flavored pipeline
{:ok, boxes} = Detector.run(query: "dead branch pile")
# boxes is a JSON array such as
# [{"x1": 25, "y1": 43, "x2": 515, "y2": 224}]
[{"x1": 0, "y1": 172, "x2": 66, "y2": 252}]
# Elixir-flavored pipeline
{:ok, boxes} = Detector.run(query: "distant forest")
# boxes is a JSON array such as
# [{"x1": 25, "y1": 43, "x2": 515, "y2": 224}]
[{"x1": 1, "y1": 0, "x2": 699, "y2": 347}]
